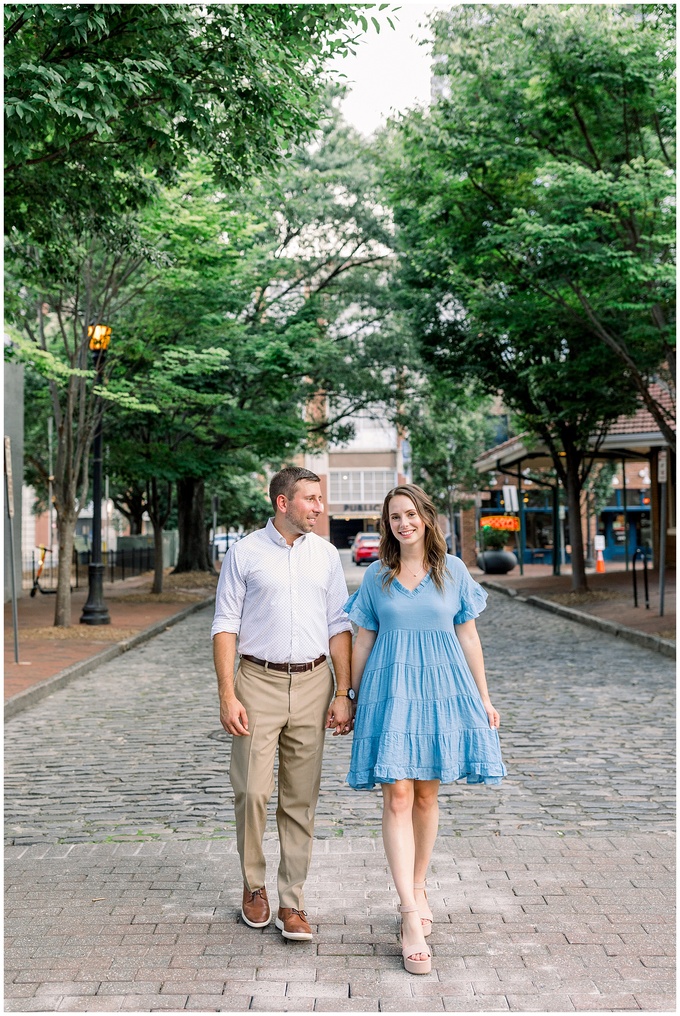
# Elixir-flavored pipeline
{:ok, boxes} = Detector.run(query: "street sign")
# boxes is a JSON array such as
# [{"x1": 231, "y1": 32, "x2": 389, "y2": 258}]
[
  {"x1": 658, "y1": 449, "x2": 667, "y2": 484},
  {"x1": 594, "y1": 535, "x2": 605, "y2": 551},
  {"x1": 481, "y1": 515, "x2": 520, "y2": 532},
  {"x1": 502, "y1": 485, "x2": 519, "y2": 512}
]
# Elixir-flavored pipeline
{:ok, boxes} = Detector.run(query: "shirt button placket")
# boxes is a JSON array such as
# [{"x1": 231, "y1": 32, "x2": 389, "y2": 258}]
[{"x1": 290, "y1": 541, "x2": 299, "y2": 663}]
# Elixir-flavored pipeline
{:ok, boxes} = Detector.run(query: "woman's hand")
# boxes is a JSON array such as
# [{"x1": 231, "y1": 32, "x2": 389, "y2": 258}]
[{"x1": 483, "y1": 698, "x2": 500, "y2": 729}]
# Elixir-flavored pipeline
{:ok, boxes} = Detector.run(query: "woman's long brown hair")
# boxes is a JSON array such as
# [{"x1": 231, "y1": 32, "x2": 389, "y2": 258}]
[{"x1": 378, "y1": 484, "x2": 449, "y2": 592}]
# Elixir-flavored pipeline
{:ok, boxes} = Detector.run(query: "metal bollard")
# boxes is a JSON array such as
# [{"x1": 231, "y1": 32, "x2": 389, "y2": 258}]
[{"x1": 632, "y1": 547, "x2": 650, "y2": 610}]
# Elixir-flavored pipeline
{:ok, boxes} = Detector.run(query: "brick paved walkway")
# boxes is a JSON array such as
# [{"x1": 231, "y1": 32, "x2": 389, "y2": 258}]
[
  {"x1": 6, "y1": 832, "x2": 674, "y2": 1013},
  {"x1": 4, "y1": 571, "x2": 216, "y2": 702},
  {"x1": 483, "y1": 564, "x2": 675, "y2": 643},
  {"x1": 4, "y1": 589, "x2": 676, "y2": 1011}
]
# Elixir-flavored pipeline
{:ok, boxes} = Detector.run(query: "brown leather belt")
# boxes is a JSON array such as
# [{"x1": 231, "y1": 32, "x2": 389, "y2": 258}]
[{"x1": 241, "y1": 653, "x2": 326, "y2": 674}]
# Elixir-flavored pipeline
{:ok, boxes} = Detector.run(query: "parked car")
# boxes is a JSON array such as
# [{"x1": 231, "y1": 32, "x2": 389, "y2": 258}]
[
  {"x1": 352, "y1": 532, "x2": 380, "y2": 566},
  {"x1": 213, "y1": 533, "x2": 240, "y2": 559}
]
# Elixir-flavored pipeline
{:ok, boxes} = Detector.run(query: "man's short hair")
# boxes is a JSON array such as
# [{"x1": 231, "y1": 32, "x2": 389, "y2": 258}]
[{"x1": 269, "y1": 466, "x2": 321, "y2": 509}]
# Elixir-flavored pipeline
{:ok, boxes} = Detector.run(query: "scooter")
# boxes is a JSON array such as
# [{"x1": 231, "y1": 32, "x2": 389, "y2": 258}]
[{"x1": 30, "y1": 545, "x2": 57, "y2": 596}]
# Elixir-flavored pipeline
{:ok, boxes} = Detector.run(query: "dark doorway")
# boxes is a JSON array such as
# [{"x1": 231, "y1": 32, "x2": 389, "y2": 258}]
[{"x1": 329, "y1": 518, "x2": 377, "y2": 549}]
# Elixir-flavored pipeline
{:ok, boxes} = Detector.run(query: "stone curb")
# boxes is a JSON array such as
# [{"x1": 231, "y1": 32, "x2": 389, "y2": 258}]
[
  {"x1": 481, "y1": 580, "x2": 676, "y2": 658},
  {"x1": 4, "y1": 596, "x2": 215, "y2": 721}
]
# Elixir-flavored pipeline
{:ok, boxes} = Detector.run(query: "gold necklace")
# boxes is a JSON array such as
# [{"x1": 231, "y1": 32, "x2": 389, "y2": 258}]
[{"x1": 402, "y1": 561, "x2": 425, "y2": 580}]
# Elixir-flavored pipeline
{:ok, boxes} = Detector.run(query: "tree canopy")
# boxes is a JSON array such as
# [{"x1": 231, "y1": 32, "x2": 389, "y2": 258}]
[
  {"x1": 384, "y1": 3, "x2": 675, "y2": 588},
  {"x1": 4, "y1": 3, "x2": 380, "y2": 243},
  {"x1": 391, "y1": 4, "x2": 674, "y2": 437}
]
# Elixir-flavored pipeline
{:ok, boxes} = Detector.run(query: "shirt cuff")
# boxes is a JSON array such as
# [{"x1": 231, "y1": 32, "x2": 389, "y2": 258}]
[
  {"x1": 328, "y1": 620, "x2": 354, "y2": 638},
  {"x1": 210, "y1": 622, "x2": 241, "y2": 640}
]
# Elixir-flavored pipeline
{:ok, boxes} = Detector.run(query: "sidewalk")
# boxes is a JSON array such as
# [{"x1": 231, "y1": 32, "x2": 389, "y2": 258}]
[
  {"x1": 5, "y1": 831, "x2": 674, "y2": 1013},
  {"x1": 4, "y1": 570, "x2": 218, "y2": 714},
  {"x1": 472, "y1": 562, "x2": 675, "y2": 655}
]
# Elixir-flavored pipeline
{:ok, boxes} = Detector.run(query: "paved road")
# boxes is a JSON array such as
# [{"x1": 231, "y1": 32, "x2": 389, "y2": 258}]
[
  {"x1": 4, "y1": 587, "x2": 675, "y2": 1012},
  {"x1": 5, "y1": 590, "x2": 674, "y2": 845}
]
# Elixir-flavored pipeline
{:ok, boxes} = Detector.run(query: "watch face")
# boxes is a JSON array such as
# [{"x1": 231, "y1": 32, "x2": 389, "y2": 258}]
[{"x1": 348, "y1": 689, "x2": 356, "y2": 701}]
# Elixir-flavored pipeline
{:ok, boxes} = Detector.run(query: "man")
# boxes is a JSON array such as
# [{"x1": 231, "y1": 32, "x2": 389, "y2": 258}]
[{"x1": 212, "y1": 466, "x2": 354, "y2": 942}]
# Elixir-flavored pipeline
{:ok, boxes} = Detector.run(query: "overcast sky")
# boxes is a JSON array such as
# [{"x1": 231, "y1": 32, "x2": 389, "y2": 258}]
[{"x1": 329, "y1": 3, "x2": 452, "y2": 136}]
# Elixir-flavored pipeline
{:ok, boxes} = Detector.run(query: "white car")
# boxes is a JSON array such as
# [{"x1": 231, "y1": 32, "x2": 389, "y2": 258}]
[{"x1": 213, "y1": 533, "x2": 239, "y2": 558}]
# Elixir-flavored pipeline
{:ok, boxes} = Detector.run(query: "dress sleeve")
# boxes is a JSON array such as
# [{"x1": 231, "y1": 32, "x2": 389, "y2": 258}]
[
  {"x1": 343, "y1": 571, "x2": 379, "y2": 631},
  {"x1": 453, "y1": 564, "x2": 488, "y2": 625}
]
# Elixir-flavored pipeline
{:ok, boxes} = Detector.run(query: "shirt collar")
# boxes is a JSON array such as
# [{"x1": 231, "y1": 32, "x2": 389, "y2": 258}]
[{"x1": 265, "y1": 517, "x2": 307, "y2": 548}]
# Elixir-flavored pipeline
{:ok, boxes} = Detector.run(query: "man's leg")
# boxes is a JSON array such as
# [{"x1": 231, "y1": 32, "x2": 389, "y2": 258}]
[
  {"x1": 229, "y1": 659, "x2": 287, "y2": 893},
  {"x1": 275, "y1": 661, "x2": 334, "y2": 909}
]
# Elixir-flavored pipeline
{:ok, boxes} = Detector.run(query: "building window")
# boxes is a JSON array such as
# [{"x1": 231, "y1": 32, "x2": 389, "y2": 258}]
[{"x1": 330, "y1": 470, "x2": 396, "y2": 506}]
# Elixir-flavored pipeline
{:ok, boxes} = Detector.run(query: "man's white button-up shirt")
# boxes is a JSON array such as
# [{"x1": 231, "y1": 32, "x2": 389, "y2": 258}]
[{"x1": 211, "y1": 518, "x2": 353, "y2": 663}]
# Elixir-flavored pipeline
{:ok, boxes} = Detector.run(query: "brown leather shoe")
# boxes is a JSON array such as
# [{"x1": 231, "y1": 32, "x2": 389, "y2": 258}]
[
  {"x1": 241, "y1": 885, "x2": 271, "y2": 928},
  {"x1": 275, "y1": 906, "x2": 312, "y2": 941}
]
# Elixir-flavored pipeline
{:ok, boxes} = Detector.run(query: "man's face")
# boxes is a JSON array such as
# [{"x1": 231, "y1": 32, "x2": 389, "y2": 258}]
[{"x1": 278, "y1": 480, "x2": 324, "y2": 536}]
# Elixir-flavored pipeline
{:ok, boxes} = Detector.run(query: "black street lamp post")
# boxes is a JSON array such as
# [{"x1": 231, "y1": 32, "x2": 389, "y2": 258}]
[{"x1": 80, "y1": 324, "x2": 111, "y2": 625}]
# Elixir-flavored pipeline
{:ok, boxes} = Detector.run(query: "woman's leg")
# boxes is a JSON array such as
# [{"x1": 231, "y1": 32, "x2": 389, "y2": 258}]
[
  {"x1": 413, "y1": 779, "x2": 440, "y2": 921},
  {"x1": 382, "y1": 780, "x2": 428, "y2": 961}
]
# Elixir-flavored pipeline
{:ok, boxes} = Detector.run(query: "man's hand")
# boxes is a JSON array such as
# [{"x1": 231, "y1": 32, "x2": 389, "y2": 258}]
[
  {"x1": 325, "y1": 695, "x2": 354, "y2": 736},
  {"x1": 220, "y1": 695, "x2": 250, "y2": 736}
]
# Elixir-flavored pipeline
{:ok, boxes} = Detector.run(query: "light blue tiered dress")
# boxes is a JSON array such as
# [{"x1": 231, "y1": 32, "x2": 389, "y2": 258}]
[{"x1": 345, "y1": 556, "x2": 506, "y2": 790}]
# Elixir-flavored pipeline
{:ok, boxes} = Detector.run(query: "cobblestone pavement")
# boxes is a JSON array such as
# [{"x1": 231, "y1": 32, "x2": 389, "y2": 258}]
[
  {"x1": 5, "y1": 833, "x2": 674, "y2": 1012},
  {"x1": 4, "y1": 590, "x2": 676, "y2": 1012},
  {"x1": 4, "y1": 593, "x2": 675, "y2": 844}
]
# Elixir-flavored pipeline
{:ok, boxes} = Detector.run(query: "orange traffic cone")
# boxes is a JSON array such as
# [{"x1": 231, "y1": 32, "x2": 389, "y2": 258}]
[{"x1": 595, "y1": 549, "x2": 606, "y2": 574}]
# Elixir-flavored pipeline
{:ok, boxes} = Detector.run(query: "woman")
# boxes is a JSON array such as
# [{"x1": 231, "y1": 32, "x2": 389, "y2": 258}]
[{"x1": 345, "y1": 485, "x2": 505, "y2": 975}]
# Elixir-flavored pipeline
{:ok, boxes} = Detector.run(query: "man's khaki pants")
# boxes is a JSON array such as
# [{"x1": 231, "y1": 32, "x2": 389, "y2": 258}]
[{"x1": 229, "y1": 656, "x2": 334, "y2": 909}]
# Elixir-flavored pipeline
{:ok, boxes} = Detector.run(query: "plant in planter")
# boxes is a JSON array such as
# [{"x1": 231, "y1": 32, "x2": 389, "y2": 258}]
[{"x1": 477, "y1": 527, "x2": 517, "y2": 574}]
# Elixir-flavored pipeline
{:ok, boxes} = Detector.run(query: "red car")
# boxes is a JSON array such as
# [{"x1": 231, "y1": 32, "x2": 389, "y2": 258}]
[{"x1": 352, "y1": 533, "x2": 380, "y2": 566}]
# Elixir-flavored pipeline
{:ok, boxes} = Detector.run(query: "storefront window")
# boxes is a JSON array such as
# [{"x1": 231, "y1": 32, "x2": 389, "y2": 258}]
[
  {"x1": 523, "y1": 511, "x2": 554, "y2": 549},
  {"x1": 612, "y1": 513, "x2": 626, "y2": 544}
]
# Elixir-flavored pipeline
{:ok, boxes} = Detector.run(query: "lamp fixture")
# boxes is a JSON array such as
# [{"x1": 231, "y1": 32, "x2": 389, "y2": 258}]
[{"x1": 88, "y1": 323, "x2": 112, "y2": 351}]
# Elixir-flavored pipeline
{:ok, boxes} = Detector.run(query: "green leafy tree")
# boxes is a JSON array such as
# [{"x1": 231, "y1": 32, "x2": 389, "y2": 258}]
[
  {"x1": 109, "y1": 110, "x2": 415, "y2": 574},
  {"x1": 5, "y1": 233, "x2": 163, "y2": 625},
  {"x1": 405, "y1": 377, "x2": 494, "y2": 553},
  {"x1": 425, "y1": 3, "x2": 675, "y2": 447},
  {"x1": 213, "y1": 468, "x2": 272, "y2": 534},
  {"x1": 386, "y1": 3, "x2": 672, "y2": 590},
  {"x1": 5, "y1": 8, "x2": 394, "y2": 620},
  {"x1": 5, "y1": 3, "x2": 380, "y2": 242},
  {"x1": 104, "y1": 344, "x2": 235, "y2": 593}
]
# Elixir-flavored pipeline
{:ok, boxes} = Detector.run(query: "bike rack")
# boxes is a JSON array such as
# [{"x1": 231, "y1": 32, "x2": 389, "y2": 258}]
[{"x1": 632, "y1": 546, "x2": 651, "y2": 610}]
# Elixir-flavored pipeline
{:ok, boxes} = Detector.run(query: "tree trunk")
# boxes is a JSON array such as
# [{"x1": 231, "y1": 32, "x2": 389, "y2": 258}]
[
  {"x1": 54, "y1": 511, "x2": 76, "y2": 627},
  {"x1": 113, "y1": 488, "x2": 146, "y2": 534},
  {"x1": 564, "y1": 452, "x2": 588, "y2": 593},
  {"x1": 448, "y1": 488, "x2": 457, "y2": 556},
  {"x1": 128, "y1": 510, "x2": 144, "y2": 536},
  {"x1": 174, "y1": 477, "x2": 215, "y2": 573},
  {"x1": 148, "y1": 477, "x2": 171, "y2": 594}
]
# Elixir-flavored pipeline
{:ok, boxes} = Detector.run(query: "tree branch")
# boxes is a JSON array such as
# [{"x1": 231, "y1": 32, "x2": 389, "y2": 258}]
[{"x1": 570, "y1": 103, "x2": 602, "y2": 171}]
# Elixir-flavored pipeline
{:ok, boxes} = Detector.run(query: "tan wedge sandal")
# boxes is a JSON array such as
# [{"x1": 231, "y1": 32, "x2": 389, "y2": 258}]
[
  {"x1": 414, "y1": 880, "x2": 433, "y2": 938},
  {"x1": 398, "y1": 904, "x2": 432, "y2": 975}
]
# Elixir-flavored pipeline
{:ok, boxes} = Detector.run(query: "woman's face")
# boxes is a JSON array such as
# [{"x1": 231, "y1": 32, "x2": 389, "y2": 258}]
[{"x1": 388, "y1": 494, "x2": 426, "y2": 552}]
